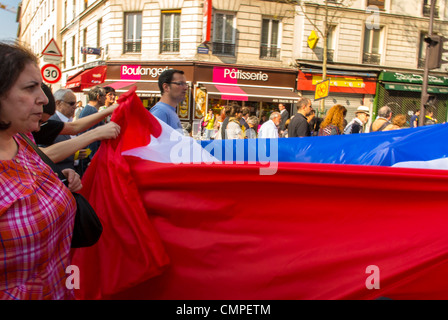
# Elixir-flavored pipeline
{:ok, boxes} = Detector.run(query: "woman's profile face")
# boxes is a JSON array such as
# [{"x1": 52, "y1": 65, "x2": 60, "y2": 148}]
[{"x1": 0, "y1": 63, "x2": 48, "y2": 134}]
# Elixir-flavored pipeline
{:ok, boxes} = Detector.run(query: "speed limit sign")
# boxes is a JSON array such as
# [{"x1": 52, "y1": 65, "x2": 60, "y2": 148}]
[{"x1": 41, "y1": 64, "x2": 62, "y2": 84}]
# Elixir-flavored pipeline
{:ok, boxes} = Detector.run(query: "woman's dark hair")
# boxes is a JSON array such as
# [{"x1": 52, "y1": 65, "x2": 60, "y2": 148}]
[
  {"x1": 41, "y1": 83, "x2": 56, "y2": 116},
  {"x1": 0, "y1": 42, "x2": 39, "y2": 130}
]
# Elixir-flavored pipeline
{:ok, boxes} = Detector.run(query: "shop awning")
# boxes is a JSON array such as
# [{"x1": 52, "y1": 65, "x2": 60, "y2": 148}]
[
  {"x1": 65, "y1": 65, "x2": 107, "y2": 92},
  {"x1": 201, "y1": 83, "x2": 301, "y2": 103},
  {"x1": 85, "y1": 80, "x2": 161, "y2": 97},
  {"x1": 384, "y1": 82, "x2": 448, "y2": 94}
]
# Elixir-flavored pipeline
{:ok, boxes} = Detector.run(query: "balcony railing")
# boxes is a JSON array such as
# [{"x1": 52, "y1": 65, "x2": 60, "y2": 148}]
[
  {"x1": 160, "y1": 40, "x2": 180, "y2": 53},
  {"x1": 124, "y1": 41, "x2": 142, "y2": 53},
  {"x1": 363, "y1": 52, "x2": 381, "y2": 65},
  {"x1": 260, "y1": 45, "x2": 281, "y2": 60},
  {"x1": 212, "y1": 42, "x2": 235, "y2": 56}
]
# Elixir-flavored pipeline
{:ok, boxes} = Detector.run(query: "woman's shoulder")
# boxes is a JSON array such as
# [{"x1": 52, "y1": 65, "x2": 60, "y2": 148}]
[
  {"x1": 318, "y1": 124, "x2": 340, "y2": 136},
  {"x1": 383, "y1": 124, "x2": 400, "y2": 131}
]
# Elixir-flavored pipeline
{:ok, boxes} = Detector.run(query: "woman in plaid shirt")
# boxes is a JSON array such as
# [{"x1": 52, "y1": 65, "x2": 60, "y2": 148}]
[{"x1": 0, "y1": 42, "x2": 82, "y2": 300}]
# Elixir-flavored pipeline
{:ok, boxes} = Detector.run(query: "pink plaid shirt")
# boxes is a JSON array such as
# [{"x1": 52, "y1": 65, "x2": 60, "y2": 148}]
[{"x1": 0, "y1": 134, "x2": 76, "y2": 300}]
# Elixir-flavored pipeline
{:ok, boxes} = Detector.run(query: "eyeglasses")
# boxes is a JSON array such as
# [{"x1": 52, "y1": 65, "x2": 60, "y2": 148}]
[
  {"x1": 63, "y1": 101, "x2": 77, "y2": 107},
  {"x1": 169, "y1": 81, "x2": 188, "y2": 87}
]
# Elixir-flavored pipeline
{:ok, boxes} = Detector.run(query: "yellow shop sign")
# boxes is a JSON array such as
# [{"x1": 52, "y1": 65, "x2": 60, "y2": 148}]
[
  {"x1": 312, "y1": 76, "x2": 365, "y2": 89},
  {"x1": 307, "y1": 30, "x2": 319, "y2": 49}
]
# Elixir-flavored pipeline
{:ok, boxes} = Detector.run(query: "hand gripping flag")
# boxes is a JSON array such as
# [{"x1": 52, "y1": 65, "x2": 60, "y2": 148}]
[{"x1": 74, "y1": 87, "x2": 448, "y2": 300}]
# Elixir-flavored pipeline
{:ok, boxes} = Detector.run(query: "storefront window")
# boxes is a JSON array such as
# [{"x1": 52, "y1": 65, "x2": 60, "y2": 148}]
[{"x1": 141, "y1": 97, "x2": 160, "y2": 110}]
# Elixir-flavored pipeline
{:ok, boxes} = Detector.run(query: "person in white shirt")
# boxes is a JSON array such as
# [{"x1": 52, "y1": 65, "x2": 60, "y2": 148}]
[{"x1": 258, "y1": 112, "x2": 281, "y2": 138}]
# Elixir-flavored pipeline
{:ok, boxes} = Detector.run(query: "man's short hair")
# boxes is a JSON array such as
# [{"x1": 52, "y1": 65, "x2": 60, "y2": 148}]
[
  {"x1": 241, "y1": 107, "x2": 250, "y2": 116},
  {"x1": 297, "y1": 97, "x2": 311, "y2": 111},
  {"x1": 158, "y1": 69, "x2": 184, "y2": 94},
  {"x1": 53, "y1": 88, "x2": 73, "y2": 102},
  {"x1": 378, "y1": 106, "x2": 392, "y2": 118},
  {"x1": 270, "y1": 112, "x2": 281, "y2": 120},
  {"x1": 104, "y1": 86, "x2": 116, "y2": 95},
  {"x1": 246, "y1": 116, "x2": 259, "y2": 126},
  {"x1": 87, "y1": 86, "x2": 106, "y2": 101}
]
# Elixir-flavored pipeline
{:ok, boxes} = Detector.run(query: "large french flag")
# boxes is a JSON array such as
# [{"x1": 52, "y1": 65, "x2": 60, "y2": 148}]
[{"x1": 72, "y1": 87, "x2": 448, "y2": 300}]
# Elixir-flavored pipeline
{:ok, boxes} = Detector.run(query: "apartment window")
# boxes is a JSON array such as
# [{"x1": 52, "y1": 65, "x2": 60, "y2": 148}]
[
  {"x1": 160, "y1": 10, "x2": 180, "y2": 53},
  {"x1": 423, "y1": 0, "x2": 439, "y2": 18},
  {"x1": 124, "y1": 12, "x2": 142, "y2": 53},
  {"x1": 71, "y1": 36, "x2": 76, "y2": 66},
  {"x1": 363, "y1": 26, "x2": 382, "y2": 65},
  {"x1": 326, "y1": 25, "x2": 336, "y2": 62},
  {"x1": 213, "y1": 13, "x2": 235, "y2": 56},
  {"x1": 82, "y1": 28, "x2": 87, "y2": 63},
  {"x1": 97, "y1": 19, "x2": 102, "y2": 49},
  {"x1": 260, "y1": 18, "x2": 280, "y2": 60},
  {"x1": 63, "y1": 41, "x2": 67, "y2": 69},
  {"x1": 366, "y1": 0, "x2": 385, "y2": 10},
  {"x1": 64, "y1": 0, "x2": 67, "y2": 25},
  {"x1": 418, "y1": 32, "x2": 427, "y2": 69}
]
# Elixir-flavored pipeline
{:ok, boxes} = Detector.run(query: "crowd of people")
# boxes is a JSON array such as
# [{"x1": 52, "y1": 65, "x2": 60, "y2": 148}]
[{"x1": 195, "y1": 97, "x2": 440, "y2": 140}]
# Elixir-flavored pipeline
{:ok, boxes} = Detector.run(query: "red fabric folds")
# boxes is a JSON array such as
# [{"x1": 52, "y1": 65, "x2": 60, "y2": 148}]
[
  {"x1": 113, "y1": 160, "x2": 448, "y2": 300},
  {"x1": 73, "y1": 86, "x2": 448, "y2": 300},
  {"x1": 72, "y1": 86, "x2": 168, "y2": 300}
]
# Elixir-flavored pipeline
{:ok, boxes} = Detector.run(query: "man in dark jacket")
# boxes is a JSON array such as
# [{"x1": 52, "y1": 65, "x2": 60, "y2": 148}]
[
  {"x1": 288, "y1": 98, "x2": 313, "y2": 138},
  {"x1": 278, "y1": 103, "x2": 289, "y2": 136}
]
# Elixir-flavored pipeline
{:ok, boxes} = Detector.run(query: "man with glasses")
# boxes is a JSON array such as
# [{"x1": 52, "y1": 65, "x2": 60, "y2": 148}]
[
  {"x1": 150, "y1": 69, "x2": 186, "y2": 133},
  {"x1": 47, "y1": 89, "x2": 82, "y2": 171}
]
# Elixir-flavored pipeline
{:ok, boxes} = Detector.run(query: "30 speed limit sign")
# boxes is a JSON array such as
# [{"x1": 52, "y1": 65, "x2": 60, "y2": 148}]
[{"x1": 41, "y1": 64, "x2": 62, "y2": 84}]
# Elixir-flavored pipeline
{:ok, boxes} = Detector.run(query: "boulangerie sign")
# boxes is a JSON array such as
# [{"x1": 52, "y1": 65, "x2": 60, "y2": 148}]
[{"x1": 120, "y1": 65, "x2": 172, "y2": 80}]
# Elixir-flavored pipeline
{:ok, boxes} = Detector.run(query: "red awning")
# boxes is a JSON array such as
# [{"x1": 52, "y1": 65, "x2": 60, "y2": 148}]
[{"x1": 65, "y1": 65, "x2": 107, "y2": 92}]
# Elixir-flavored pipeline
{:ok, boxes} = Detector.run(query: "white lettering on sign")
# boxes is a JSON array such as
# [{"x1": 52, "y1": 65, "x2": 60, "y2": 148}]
[
  {"x1": 223, "y1": 68, "x2": 269, "y2": 82},
  {"x1": 121, "y1": 65, "x2": 171, "y2": 78}
]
